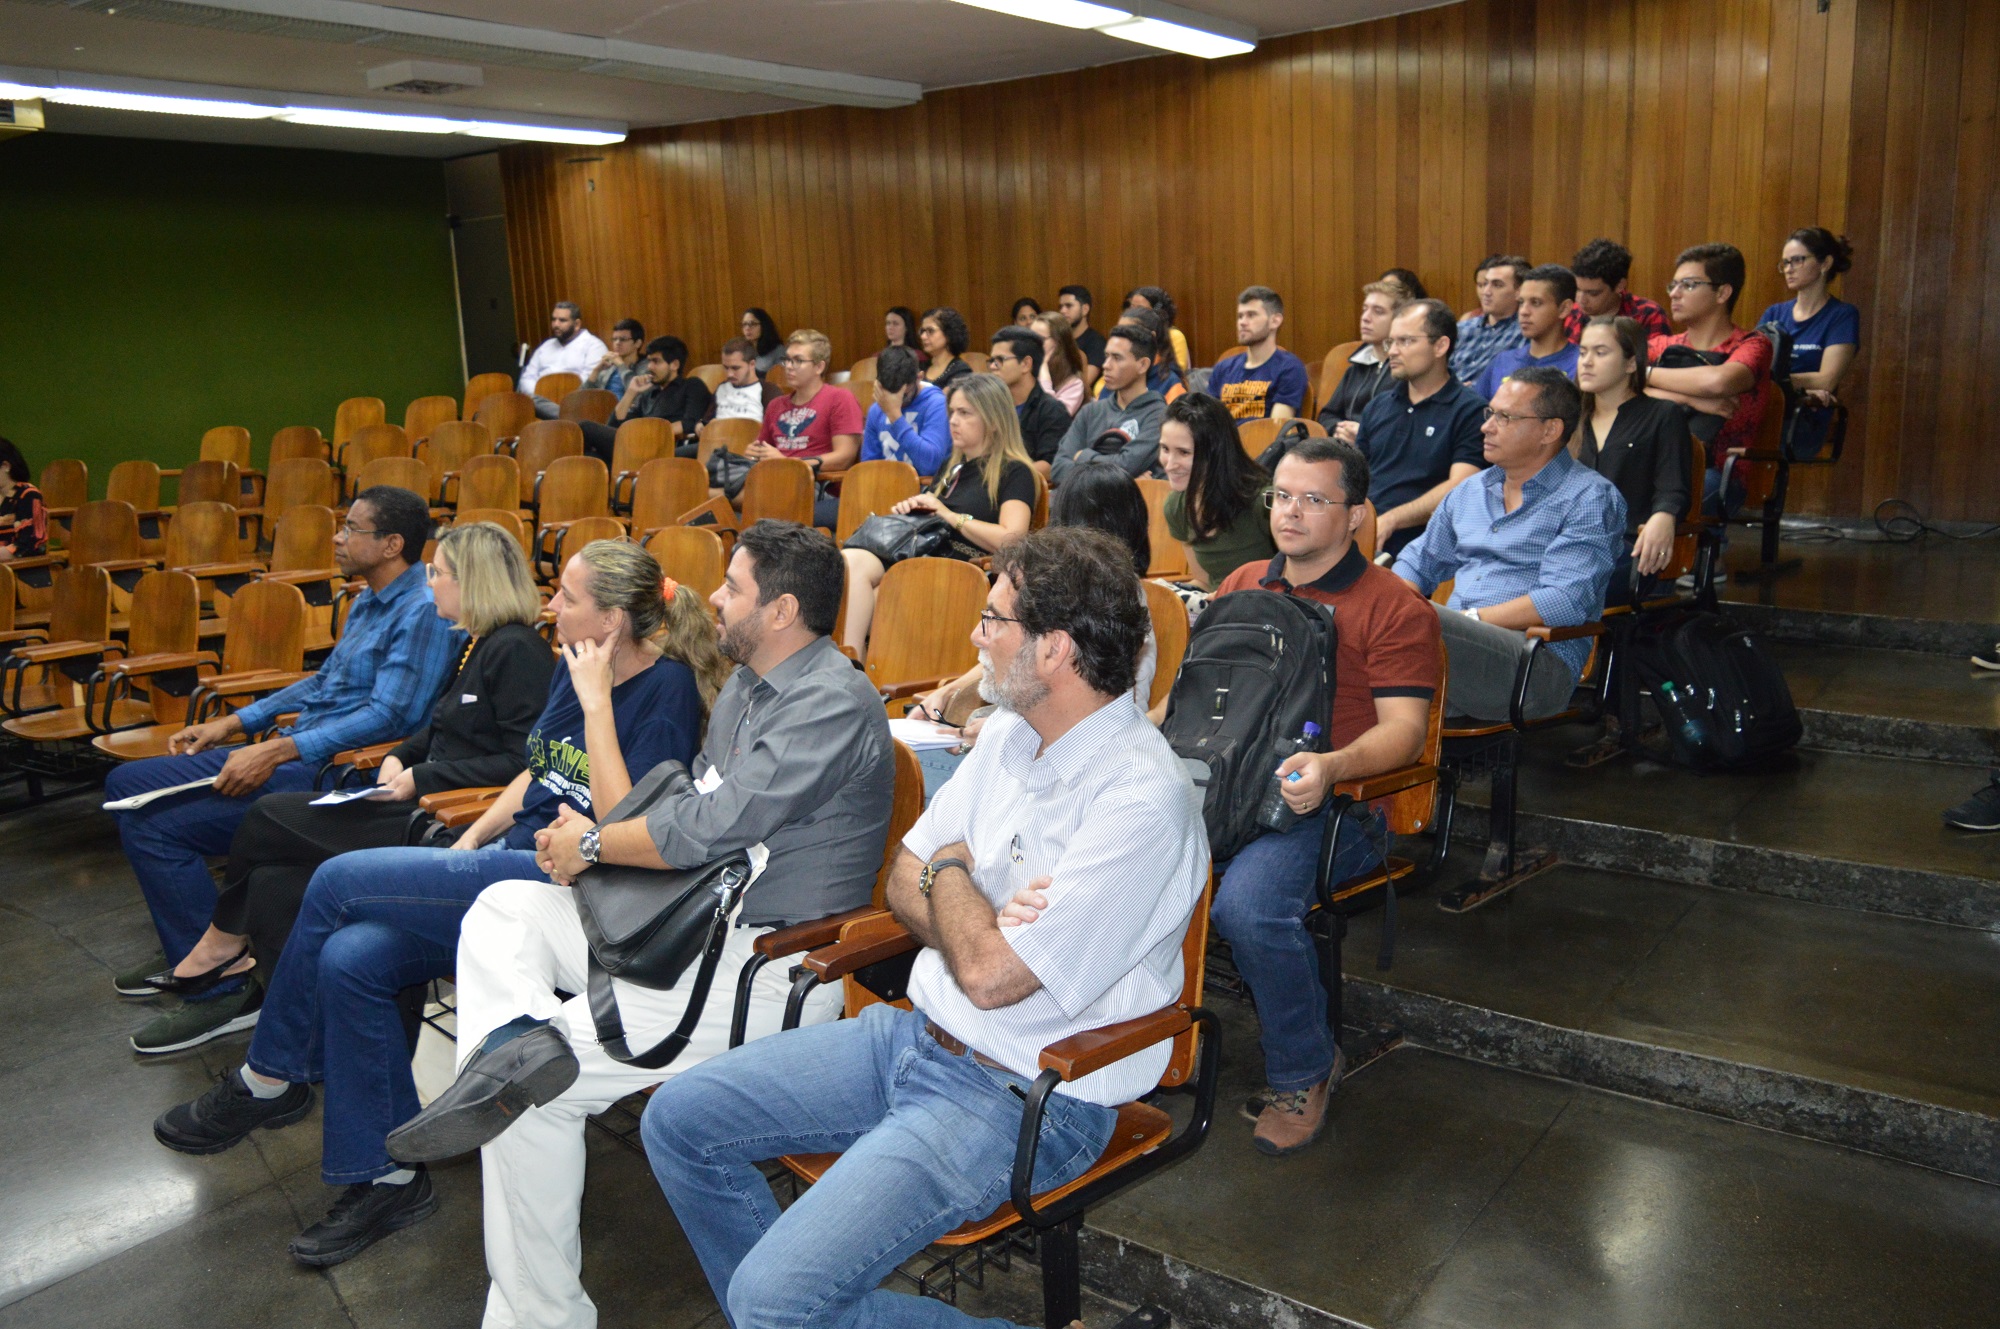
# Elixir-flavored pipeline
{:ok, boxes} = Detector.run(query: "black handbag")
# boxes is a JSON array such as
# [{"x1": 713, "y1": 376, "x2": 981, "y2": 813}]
[
  {"x1": 843, "y1": 511, "x2": 956, "y2": 565},
  {"x1": 571, "y1": 762, "x2": 756, "y2": 1069}
]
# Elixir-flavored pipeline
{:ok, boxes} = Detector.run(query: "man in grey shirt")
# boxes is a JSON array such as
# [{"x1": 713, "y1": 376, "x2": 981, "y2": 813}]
[
  {"x1": 1049, "y1": 325, "x2": 1168, "y2": 484},
  {"x1": 389, "y1": 520, "x2": 893, "y2": 1329}
]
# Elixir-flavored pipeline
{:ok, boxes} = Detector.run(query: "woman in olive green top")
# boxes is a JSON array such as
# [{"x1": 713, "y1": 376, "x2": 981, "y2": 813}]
[{"x1": 1158, "y1": 391, "x2": 1278, "y2": 588}]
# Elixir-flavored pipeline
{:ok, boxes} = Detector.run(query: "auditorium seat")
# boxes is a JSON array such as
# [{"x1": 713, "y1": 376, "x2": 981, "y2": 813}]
[
  {"x1": 608, "y1": 418, "x2": 677, "y2": 511},
  {"x1": 352, "y1": 455, "x2": 434, "y2": 506},
  {"x1": 38, "y1": 459, "x2": 87, "y2": 547},
  {"x1": 1, "y1": 570, "x2": 200, "y2": 746},
  {"x1": 269, "y1": 425, "x2": 330, "y2": 466},
  {"x1": 627, "y1": 458, "x2": 709, "y2": 542},
  {"x1": 1235, "y1": 415, "x2": 1326, "y2": 462},
  {"x1": 540, "y1": 515, "x2": 625, "y2": 582},
  {"x1": 419, "y1": 420, "x2": 494, "y2": 505},
  {"x1": 0, "y1": 565, "x2": 112, "y2": 718},
  {"x1": 339, "y1": 424, "x2": 411, "y2": 498},
  {"x1": 449, "y1": 508, "x2": 532, "y2": 558},
  {"x1": 451, "y1": 455, "x2": 523, "y2": 518},
  {"x1": 699, "y1": 417, "x2": 758, "y2": 466},
  {"x1": 333, "y1": 396, "x2": 386, "y2": 450},
  {"x1": 559, "y1": 388, "x2": 618, "y2": 425},
  {"x1": 511, "y1": 420, "x2": 585, "y2": 509},
  {"x1": 463, "y1": 373, "x2": 515, "y2": 421},
  {"x1": 1140, "y1": 579, "x2": 1188, "y2": 712},
  {"x1": 740, "y1": 458, "x2": 814, "y2": 528},
  {"x1": 238, "y1": 457, "x2": 336, "y2": 550},
  {"x1": 861, "y1": 556, "x2": 985, "y2": 701},
  {"x1": 474, "y1": 392, "x2": 537, "y2": 447},
  {"x1": 645, "y1": 526, "x2": 726, "y2": 604},
  {"x1": 830, "y1": 459, "x2": 919, "y2": 544},
  {"x1": 534, "y1": 372, "x2": 582, "y2": 402},
  {"x1": 1136, "y1": 477, "x2": 1185, "y2": 578},
  {"x1": 687, "y1": 364, "x2": 725, "y2": 393},
  {"x1": 403, "y1": 395, "x2": 459, "y2": 444}
]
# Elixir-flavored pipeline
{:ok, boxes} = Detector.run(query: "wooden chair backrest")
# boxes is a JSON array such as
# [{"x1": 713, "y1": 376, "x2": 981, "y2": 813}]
[
  {"x1": 516, "y1": 422, "x2": 586, "y2": 503},
  {"x1": 1136, "y1": 477, "x2": 1184, "y2": 578},
  {"x1": 176, "y1": 459, "x2": 241, "y2": 508},
  {"x1": 1235, "y1": 414, "x2": 1328, "y2": 462},
  {"x1": 270, "y1": 425, "x2": 328, "y2": 465},
  {"x1": 464, "y1": 373, "x2": 515, "y2": 420},
  {"x1": 129, "y1": 571, "x2": 201, "y2": 658},
  {"x1": 833, "y1": 460, "x2": 919, "y2": 544},
  {"x1": 456, "y1": 455, "x2": 520, "y2": 513},
  {"x1": 67, "y1": 500, "x2": 141, "y2": 564},
  {"x1": 610, "y1": 418, "x2": 676, "y2": 476},
  {"x1": 354, "y1": 455, "x2": 432, "y2": 501},
  {"x1": 646, "y1": 525, "x2": 727, "y2": 602},
  {"x1": 222, "y1": 580, "x2": 307, "y2": 675},
  {"x1": 875, "y1": 740, "x2": 926, "y2": 902},
  {"x1": 423, "y1": 420, "x2": 495, "y2": 494},
  {"x1": 343, "y1": 423, "x2": 411, "y2": 478},
  {"x1": 0, "y1": 564, "x2": 15, "y2": 633},
  {"x1": 706, "y1": 417, "x2": 760, "y2": 459},
  {"x1": 1156, "y1": 878, "x2": 1213, "y2": 1088},
  {"x1": 1740, "y1": 381, "x2": 1786, "y2": 508},
  {"x1": 39, "y1": 459, "x2": 87, "y2": 509},
  {"x1": 848, "y1": 355, "x2": 878, "y2": 381},
  {"x1": 1383, "y1": 640, "x2": 1449, "y2": 836},
  {"x1": 268, "y1": 505, "x2": 336, "y2": 572},
  {"x1": 550, "y1": 516, "x2": 626, "y2": 569},
  {"x1": 630, "y1": 458, "x2": 709, "y2": 533},
  {"x1": 474, "y1": 392, "x2": 537, "y2": 443},
  {"x1": 107, "y1": 461, "x2": 160, "y2": 512},
  {"x1": 560, "y1": 388, "x2": 618, "y2": 424},
  {"x1": 333, "y1": 396, "x2": 386, "y2": 448},
  {"x1": 1141, "y1": 579, "x2": 1189, "y2": 711},
  {"x1": 1031, "y1": 468, "x2": 1049, "y2": 530},
  {"x1": 1318, "y1": 340, "x2": 1364, "y2": 398},
  {"x1": 959, "y1": 351, "x2": 990, "y2": 374},
  {"x1": 199, "y1": 426, "x2": 252, "y2": 469},
  {"x1": 847, "y1": 372, "x2": 877, "y2": 409},
  {"x1": 454, "y1": 508, "x2": 532, "y2": 556},
  {"x1": 688, "y1": 364, "x2": 726, "y2": 392},
  {"x1": 1356, "y1": 500, "x2": 1378, "y2": 561},
  {"x1": 740, "y1": 457, "x2": 815, "y2": 527},
  {"x1": 864, "y1": 557, "x2": 986, "y2": 690},
  {"x1": 264, "y1": 458, "x2": 339, "y2": 517},
  {"x1": 403, "y1": 395, "x2": 458, "y2": 442},
  {"x1": 165, "y1": 502, "x2": 241, "y2": 567},
  {"x1": 48, "y1": 565, "x2": 112, "y2": 645},
  {"x1": 536, "y1": 455, "x2": 610, "y2": 525},
  {"x1": 535, "y1": 372, "x2": 583, "y2": 401}
]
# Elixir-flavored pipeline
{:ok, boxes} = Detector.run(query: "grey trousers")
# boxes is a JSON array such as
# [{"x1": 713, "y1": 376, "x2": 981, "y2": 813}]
[{"x1": 1433, "y1": 603, "x2": 1578, "y2": 723}]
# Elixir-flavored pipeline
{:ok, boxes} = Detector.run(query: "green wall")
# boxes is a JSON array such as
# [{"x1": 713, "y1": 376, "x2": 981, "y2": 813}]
[{"x1": 0, "y1": 133, "x2": 464, "y2": 492}]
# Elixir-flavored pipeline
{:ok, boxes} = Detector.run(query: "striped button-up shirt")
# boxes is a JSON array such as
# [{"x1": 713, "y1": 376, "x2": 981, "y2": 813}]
[
  {"x1": 1451, "y1": 311, "x2": 1526, "y2": 388},
  {"x1": 232, "y1": 562, "x2": 460, "y2": 766},
  {"x1": 1393, "y1": 449, "x2": 1627, "y2": 681},
  {"x1": 904, "y1": 696, "x2": 1209, "y2": 1107}
]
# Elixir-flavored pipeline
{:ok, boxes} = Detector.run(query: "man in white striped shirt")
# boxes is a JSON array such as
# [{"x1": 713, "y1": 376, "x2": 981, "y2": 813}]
[{"x1": 642, "y1": 526, "x2": 1207, "y2": 1329}]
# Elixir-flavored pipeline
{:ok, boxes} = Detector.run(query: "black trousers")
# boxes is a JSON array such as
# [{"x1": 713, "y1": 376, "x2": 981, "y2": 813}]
[
  {"x1": 211, "y1": 791, "x2": 432, "y2": 1048},
  {"x1": 577, "y1": 420, "x2": 617, "y2": 464}
]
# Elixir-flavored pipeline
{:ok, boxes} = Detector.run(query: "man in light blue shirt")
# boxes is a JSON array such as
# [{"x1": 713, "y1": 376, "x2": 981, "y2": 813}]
[
  {"x1": 1476, "y1": 264, "x2": 1581, "y2": 400},
  {"x1": 1395, "y1": 367, "x2": 1625, "y2": 722},
  {"x1": 860, "y1": 345, "x2": 951, "y2": 475}
]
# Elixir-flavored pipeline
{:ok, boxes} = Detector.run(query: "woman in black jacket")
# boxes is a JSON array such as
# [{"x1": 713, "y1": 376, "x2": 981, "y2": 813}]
[
  {"x1": 1574, "y1": 314, "x2": 1692, "y2": 607},
  {"x1": 143, "y1": 520, "x2": 552, "y2": 992}
]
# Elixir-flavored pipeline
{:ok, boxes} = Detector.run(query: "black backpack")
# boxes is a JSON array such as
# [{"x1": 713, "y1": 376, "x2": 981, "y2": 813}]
[
  {"x1": 1161, "y1": 588, "x2": 1336, "y2": 860},
  {"x1": 1255, "y1": 418, "x2": 1315, "y2": 473},
  {"x1": 1624, "y1": 609, "x2": 1801, "y2": 771}
]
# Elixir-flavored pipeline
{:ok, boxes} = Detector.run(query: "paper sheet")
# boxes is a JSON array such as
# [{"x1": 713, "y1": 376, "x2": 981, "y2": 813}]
[
  {"x1": 103, "y1": 776, "x2": 217, "y2": 812},
  {"x1": 886, "y1": 717, "x2": 963, "y2": 752}
]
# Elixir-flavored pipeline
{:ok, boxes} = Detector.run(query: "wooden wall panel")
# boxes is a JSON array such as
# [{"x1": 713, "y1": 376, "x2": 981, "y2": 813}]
[{"x1": 501, "y1": 0, "x2": 1998, "y2": 520}]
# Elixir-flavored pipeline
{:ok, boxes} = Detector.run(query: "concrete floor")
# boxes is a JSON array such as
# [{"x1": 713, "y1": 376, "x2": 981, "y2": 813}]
[{"x1": 1720, "y1": 531, "x2": 2000, "y2": 624}]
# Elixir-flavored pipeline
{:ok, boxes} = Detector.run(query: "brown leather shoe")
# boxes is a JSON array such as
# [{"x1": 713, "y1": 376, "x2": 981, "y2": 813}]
[{"x1": 1252, "y1": 1077, "x2": 1330, "y2": 1156}]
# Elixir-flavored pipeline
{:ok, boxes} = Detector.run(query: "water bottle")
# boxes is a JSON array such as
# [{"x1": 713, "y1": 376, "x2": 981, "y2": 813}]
[
  {"x1": 1256, "y1": 721, "x2": 1322, "y2": 833},
  {"x1": 1657, "y1": 682, "x2": 1708, "y2": 754}
]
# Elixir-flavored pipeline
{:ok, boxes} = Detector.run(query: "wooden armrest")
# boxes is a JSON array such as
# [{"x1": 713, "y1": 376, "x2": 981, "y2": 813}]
[
  {"x1": 1039, "y1": 1006, "x2": 1192, "y2": 1082},
  {"x1": 46, "y1": 506, "x2": 76, "y2": 520},
  {"x1": 331, "y1": 740, "x2": 402, "y2": 771},
  {"x1": 200, "y1": 670, "x2": 309, "y2": 698},
  {"x1": 80, "y1": 557, "x2": 159, "y2": 574},
  {"x1": 417, "y1": 785, "x2": 506, "y2": 813},
  {"x1": 159, "y1": 467, "x2": 185, "y2": 479},
  {"x1": 2, "y1": 553, "x2": 67, "y2": 573},
  {"x1": 1331, "y1": 763, "x2": 1438, "y2": 802},
  {"x1": 177, "y1": 560, "x2": 266, "y2": 579},
  {"x1": 879, "y1": 675, "x2": 955, "y2": 701},
  {"x1": 752, "y1": 905, "x2": 884, "y2": 960},
  {"x1": 678, "y1": 496, "x2": 737, "y2": 531},
  {"x1": 433, "y1": 798, "x2": 500, "y2": 829},
  {"x1": 105, "y1": 650, "x2": 221, "y2": 677},
  {"x1": 258, "y1": 567, "x2": 345, "y2": 586},
  {"x1": 801, "y1": 917, "x2": 921, "y2": 982},
  {"x1": 0, "y1": 630, "x2": 50, "y2": 648},
  {"x1": 7, "y1": 639, "x2": 119, "y2": 666},
  {"x1": 1526, "y1": 622, "x2": 1606, "y2": 643}
]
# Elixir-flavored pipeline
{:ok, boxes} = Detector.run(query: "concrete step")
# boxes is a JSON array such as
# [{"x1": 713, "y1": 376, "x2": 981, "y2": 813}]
[
  {"x1": 1724, "y1": 599, "x2": 1995, "y2": 657},
  {"x1": 1717, "y1": 534, "x2": 2000, "y2": 656},
  {"x1": 1335, "y1": 854, "x2": 2000, "y2": 1181},
  {"x1": 1769, "y1": 641, "x2": 2000, "y2": 765},
  {"x1": 1450, "y1": 733, "x2": 2000, "y2": 930},
  {"x1": 1079, "y1": 1000, "x2": 2000, "y2": 1329}
]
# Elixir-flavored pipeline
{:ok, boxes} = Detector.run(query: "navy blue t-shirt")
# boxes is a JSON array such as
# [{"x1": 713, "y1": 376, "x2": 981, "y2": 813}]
[
  {"x1": 1206, "y1": 348, "x2": 1309, "y2": 420},
  {"x1": 1757, "y1": 296, "x2": 1860, "y2": 459},
  {"x1": 1354, "y1": 377, "x2": 1489, "y2": 554},
  {"x1": 506, "y1": 657, "x2": 704, "y2": 848}
]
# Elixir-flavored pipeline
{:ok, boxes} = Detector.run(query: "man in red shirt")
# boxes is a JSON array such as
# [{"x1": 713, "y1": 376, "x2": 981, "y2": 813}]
[
  {"x1": 1646, "y1": 243, "x2": 1773, "y2": 521},
  {"x1": 753, "y1": 328, "x2": 862, "y2": 476},
  {"x1": 1564, "y1": 237, "x2": 1670, "y2": 342},
  {"x1": 1210, "y1": 437, "x2": 1440, "y2": 1157}
]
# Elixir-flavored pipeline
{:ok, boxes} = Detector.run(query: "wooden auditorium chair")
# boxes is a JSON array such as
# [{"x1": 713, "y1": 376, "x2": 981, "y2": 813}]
[
  {"x1": 559, "y1": 389, "x2": 618, "y2": 425},
  {"x1": 687, "y1": 364, "x2": 725, "y2": 393},
  {"x1": 1235, "y1": 415, "x2": 1327, "y2": 462},
  {"x1": 404, "y1": 395, "x2": 459, "y2": 445},
  {"x1": 2, "y1": 571, "x2": 201, "y2": 748},
  {"x1": 626, "y1": 458, "x2": 709, "y2": 542},
  {"x1": 534, "y1": 372, "x2": 582, "y2": 403},
  {"x1": 861, "y1": 557, "x2": 987, "y2": 702},
  {"x1": 243, "y1": 506, "x2": 346, "y2": 652},
  {"x1": 338, "y1": 424, "x2": 411, "y2": 498},
  {"x1": 8, "y1": 499, "x2": 155, "y2": 627},
  {"x1": 1135, "y1": 477, "x2": 1185, "y2": 579},
  {"x1": 510, "y1": 420, "x2": 585, "y2": 514},
  {"x1": 333, "y1": 396, "x2": 386, "y2": 451},
  {"x1": 463, "y1": 373, "x2": 514, "y2": 422},
  {"x1": 239, "y1": 457, "x2": 338, "y2": 550},
  {"x1": 450, "y1": 509, "x2": 532, "y2": 558},
  {"x1": 645, "y1": 527, "x2": 727, "y2": 604},
  {"x1": 0, "y1": 565, "x2": 113, "y2": 718},
  {"x1": 423, "y1": 420, "x2": 496, "y2": 505},
  {"x1": 450, "y1": 455, "x2": 525, "y2": 520},
  {"x1": 698, "y1": 417, "x2": 758, "y2": 467},
  {"x1": 741, "y1": 458, "x2": 814, "y2": 527},
  {"x1": 830, "y1": 460, "x2": 919, "y2": 545},
  {"x1": 608, "y1": 418, "x2": 677, "y2": 512},
  {"x1": 38, "y1": 459, "x2": 87, "y2": 549},
  {"x1": 474, "y1": 392, "x2": 537, "y2": 448}
]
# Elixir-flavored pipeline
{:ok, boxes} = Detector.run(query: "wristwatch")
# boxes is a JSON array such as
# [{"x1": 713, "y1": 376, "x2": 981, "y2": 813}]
[
  {"x1": 578, "y1": 826, "x2": 601, "y2": 866},
  {"x1": 1463, "y1": 607, "x2": 1481, "y2": 622},
  {"x1": 919, "y1": 857, "x2": 969, "y2": 898}
]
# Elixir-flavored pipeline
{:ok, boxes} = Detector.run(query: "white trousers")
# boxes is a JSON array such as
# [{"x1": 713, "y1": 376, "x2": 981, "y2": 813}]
[{"x1": 456, "y1": 878, "x2": 843, "y2": 1329}]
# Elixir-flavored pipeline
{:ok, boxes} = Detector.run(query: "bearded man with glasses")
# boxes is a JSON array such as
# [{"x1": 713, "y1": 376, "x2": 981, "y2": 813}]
[{"x1": 1209, "y1": 437, "x2": 1442, "y2": 1155}]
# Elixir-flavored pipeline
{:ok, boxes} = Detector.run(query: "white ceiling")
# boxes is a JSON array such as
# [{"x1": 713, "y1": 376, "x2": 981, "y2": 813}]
[{"x1": 0, "y1": 0, "x2": 1435, "y2": 157}]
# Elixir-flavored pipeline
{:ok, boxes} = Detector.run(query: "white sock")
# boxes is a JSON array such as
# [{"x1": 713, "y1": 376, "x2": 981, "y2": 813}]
[
  {"x1": 238, "y1": 1066, "x2": 289, "y2": 1099},
  {"x1": 374, "y1": 1168, "x2": 416, "y2": 1187}
]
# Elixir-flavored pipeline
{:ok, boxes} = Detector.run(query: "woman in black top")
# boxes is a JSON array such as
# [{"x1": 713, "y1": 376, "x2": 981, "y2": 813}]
[
  {"x1": 919, "y1": 307, "x2": 973, "y2": 390},
  {"x1": 884, "y1": 305, "x2": 925, "y2": 363},
  {"x1": 741, "y1": 307, "x2": 784, "y2": 374},
  {"x1": 149, "y1": 521, "x2": 553, "y2": 990},
  {"x1": 0, "y1": 437, "x2": 48, "y2": 560},
  {"x1": 839, "y1": 373, "x2": 1035, "y2": 655},
  {"x1": 1574, "y1": 314, "x2": 1692, "y2": 606}
]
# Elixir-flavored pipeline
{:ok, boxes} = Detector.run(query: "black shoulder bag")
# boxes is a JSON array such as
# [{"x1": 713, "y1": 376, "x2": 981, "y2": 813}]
[{"x1": 571, "y1": 762, "x2": 756, "y2": 1069}]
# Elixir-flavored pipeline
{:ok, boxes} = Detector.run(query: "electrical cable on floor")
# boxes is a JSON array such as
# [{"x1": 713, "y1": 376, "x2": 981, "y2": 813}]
[{"x1": 1764, "y1": 500, "x2": 2000, "y2": 545}]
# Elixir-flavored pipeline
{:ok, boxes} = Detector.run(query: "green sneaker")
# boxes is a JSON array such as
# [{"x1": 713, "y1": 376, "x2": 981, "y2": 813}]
[
  {"x1": 132, "y1": 979, "x2": 264, "y2": 1055},
  {"x1": 114, "y1": 951, "x2": 170, "y2": 997}
]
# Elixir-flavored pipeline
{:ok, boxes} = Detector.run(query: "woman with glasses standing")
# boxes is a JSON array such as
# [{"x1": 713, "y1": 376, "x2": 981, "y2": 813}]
[{"x1": 1757, "y1": 228, "x2": 1859, "y2": 460}]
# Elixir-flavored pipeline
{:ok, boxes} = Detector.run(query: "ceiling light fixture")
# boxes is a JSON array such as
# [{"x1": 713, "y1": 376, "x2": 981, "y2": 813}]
[
  {"x1": 1095, "y1": 11, "x2": 1256, "y2": 58},
  {"x1": 278, "y1": 108, "x2": 472, "y2": 133},
  {"x1": 948, "y1": 0, "x2": 1133, "y2": 29},
  {"x1": 946, "y1": 0, "x2": 1254, "y2": 58}
]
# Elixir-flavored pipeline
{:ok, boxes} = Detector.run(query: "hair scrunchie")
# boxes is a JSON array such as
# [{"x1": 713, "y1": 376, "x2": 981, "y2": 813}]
[{"x1": 661, "y1": 574, "x2": 681, "y2": 601}]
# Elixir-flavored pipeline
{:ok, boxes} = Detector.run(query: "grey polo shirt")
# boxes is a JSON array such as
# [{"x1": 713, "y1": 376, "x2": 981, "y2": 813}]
[{"x1": 643, "y1": 635, "x2": 893, "y2": 927}]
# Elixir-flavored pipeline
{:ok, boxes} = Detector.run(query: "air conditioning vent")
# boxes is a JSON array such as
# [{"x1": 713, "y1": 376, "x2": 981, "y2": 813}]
[{"x1": 367, "y1": 60, "x2": 483, "y2": 96}]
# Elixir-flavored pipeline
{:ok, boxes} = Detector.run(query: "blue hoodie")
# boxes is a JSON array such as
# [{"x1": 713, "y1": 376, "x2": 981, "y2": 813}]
[{"x1": 861, "y1": 381, "x2": 952, "y2": 474}]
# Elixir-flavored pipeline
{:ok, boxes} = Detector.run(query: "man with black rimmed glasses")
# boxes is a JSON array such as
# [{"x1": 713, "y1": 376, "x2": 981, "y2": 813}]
[
  {"x1": 989, "y1": 325, "x2": 1073, "y2": 472},
  {"x1": 1394, "y1": 367, "x2": 1626, "y2": 723},
  {"x1": 1353, "y1": 298, "x2": 1488, "y2": 556},
  {"x1": 1645, "y1": 242, "x2": 1773, "y2": 525},
  {"x1": 1211, "y1": 438, "x2": 1440, "y2": 1155}
]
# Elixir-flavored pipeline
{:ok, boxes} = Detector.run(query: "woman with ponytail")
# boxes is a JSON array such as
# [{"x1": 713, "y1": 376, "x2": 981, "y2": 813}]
[{"x1": 1757, "y1": 227, "x2": 1860, "y2": 458}]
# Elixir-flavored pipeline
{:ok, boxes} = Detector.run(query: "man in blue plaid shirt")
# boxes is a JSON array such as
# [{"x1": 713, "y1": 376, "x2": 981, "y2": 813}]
[
  {"x1": 1451, "y1": 253, "x2": 1530, "y2": 388},
  {"x1": 106, "y1": 486, "x2": 459, "y2": 1049}
]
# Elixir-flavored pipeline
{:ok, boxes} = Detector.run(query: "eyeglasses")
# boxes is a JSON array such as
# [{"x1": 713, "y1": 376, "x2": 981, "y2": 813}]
[
  {"x1": 1665, "y1": 278, "x2": 1717, "y2": 294},
  {"x1": 782, "y1": 357, "x2": 818, "y2": 369},
  {"x1": 986, "y1": 353, "x2": 1019, "y2": 367},
  {"x1": 425, "y1": 561, "x2": 453, "y2": 580},
  {"x1": 1482, "y1": 407, "x2": 1556, "y2": 427},
  {"x1": 340, "y1": 522, "x2": 383, "y2": 538},
  {"x1": 1778, "y1": 255, "x2": 1816, "y2": 270},
  {"x1": 1383, "y1": 335, "x2": 1430, "y2": 350},
  {"x1": 977, "y1": 608, "x2": 1024, "y2": 632},
  {"x1": 1262, "y1": 489, "x2": 1351, "y2": 514}
]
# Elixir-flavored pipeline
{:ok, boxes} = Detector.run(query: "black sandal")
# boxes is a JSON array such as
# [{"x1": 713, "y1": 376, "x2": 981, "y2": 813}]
[{"x1": 143, "y1": 945, "x2": 253, "y2": 997}]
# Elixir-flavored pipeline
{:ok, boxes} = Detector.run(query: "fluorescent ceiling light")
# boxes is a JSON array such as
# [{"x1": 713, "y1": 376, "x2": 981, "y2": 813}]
[
  {"x1": 948, "y1": 0, "x2": 1132, "y2": 29},
  {"x1": 279, "y1": 108, "x2": 468, "y2": 133},
  {"x1": 1095, "y1": 14, "x2": 1255, "y2": 57},
  {"x1": 460, "y1": 121, "x2": 625, "y2": 146},
  {"x1": 12, "y1": 85, "x2": 278, "y2": 118}
]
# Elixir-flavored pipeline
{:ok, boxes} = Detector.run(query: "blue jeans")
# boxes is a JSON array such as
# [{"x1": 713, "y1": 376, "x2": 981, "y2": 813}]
[
  {"x1": 107, "y1": 749, "x2": 319, "y2": 963},
  {"x1": 245, "y1": 843, "x2": 545, "y2": 1183},
  {"x1": 643, "y1": 1003, "x2": 1117, "y2": 1329},
  {"x1": 1211, "y1": 803, "x2": 1386, "y2": 1092}
]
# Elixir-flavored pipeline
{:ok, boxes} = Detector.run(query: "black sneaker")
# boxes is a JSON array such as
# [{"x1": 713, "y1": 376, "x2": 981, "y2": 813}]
[
  {"x1": 154, "y1": 1068, "x2": 313, "y2": 1155},
  {"x1": 1943, "y1": 775, "x2": 2000, "y2": 831},
  {"x1": 288, "y1": 1169, "x2": 437, "y2": 1268},
  {"x1": 1973, "y1": 644, "x2": 2000, "y2": 672}
]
